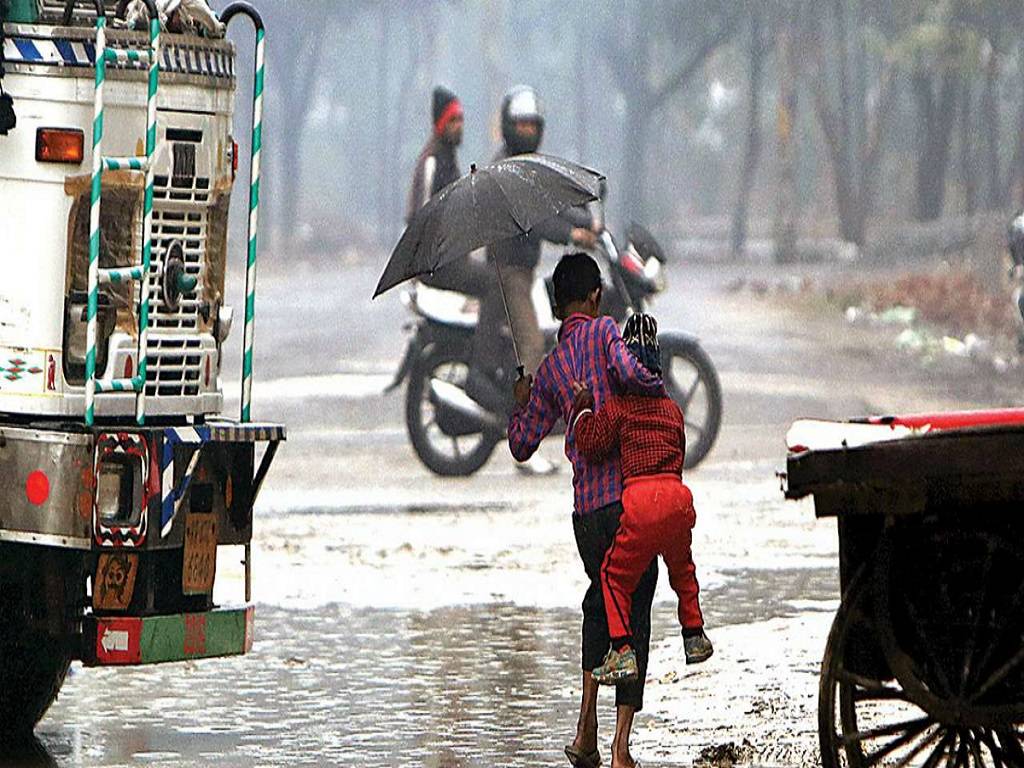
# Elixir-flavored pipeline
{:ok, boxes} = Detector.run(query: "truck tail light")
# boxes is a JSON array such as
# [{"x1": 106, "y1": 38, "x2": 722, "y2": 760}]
[
  {"x1": 36, "y1": 127, "x2": 85, "y2": 164},
  {"x1": 26, "y1": 470, "x2": 50, "y2": 506},
  {"x1": 231, "y1": 139, "x2": 239, "y2": 180},
  {"x1": 96, "y1": 455, "x2": 141, "y2": 526}
]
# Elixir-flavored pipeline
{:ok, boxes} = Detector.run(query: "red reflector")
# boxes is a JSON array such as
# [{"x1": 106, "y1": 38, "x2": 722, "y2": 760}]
[
  {"x1": 36, "y1": 128, "x2": 85, "y2": 164},
  {"x1": 231, "y1": 139, "x2": 239, "y2": 179},
  {"x1": 124, "y1": 356, "x2": 134, "y2": 380},
  {"x1": 26, "y1": 470, "x2": 50, "y2": 506}
]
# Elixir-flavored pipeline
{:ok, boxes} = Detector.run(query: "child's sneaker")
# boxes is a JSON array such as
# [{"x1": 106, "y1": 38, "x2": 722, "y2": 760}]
[
  {"x1": 592, "y1": 647, "x2": 638, "y2": 685},
  {"x1": 684, "y1": 630, "x2": 714, "y2": 664}
]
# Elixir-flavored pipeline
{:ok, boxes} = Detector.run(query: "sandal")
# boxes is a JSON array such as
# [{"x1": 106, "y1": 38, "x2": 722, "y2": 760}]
[{"x1": 564, "y1": 743, "x2": 602, "y2": 768}]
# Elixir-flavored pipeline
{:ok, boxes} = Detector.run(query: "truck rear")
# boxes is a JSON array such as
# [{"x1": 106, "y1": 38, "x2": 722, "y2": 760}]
[{"x1": 0, "y1": 0, "x2": 280, "y2": 737}]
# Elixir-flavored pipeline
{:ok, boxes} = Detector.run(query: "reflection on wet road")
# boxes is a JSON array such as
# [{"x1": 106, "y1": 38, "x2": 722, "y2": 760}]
[{"x1": 14, "y1": 569, "x2": 835, "y2": 767}]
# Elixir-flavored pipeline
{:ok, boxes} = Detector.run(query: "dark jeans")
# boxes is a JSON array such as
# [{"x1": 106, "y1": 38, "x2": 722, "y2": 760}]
[{"x1": 573, "y1": 500, "x2": 658, "y2": 711}]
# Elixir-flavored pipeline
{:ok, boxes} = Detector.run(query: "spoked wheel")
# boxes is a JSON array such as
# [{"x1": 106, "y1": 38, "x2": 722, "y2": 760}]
[
  {"x1": 660, "y1": 337, "x2": 722, "y2": 469},
  {"x1": 875, "y1": 521, "x2": 1024, "y2": 764},
  {"x1": 405, "y1": 345, "x2": 500, "y2": 477},
  {"x1": 820, "y1": 526, "x2": 1024, "y2": 767}
]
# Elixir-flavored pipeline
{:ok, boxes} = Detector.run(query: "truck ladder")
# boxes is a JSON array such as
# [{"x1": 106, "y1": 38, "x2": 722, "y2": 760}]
[
  {"x1": 221, "y1": 2, "x2": 265, "y2": 424},
  {"x1": 83, "y1": 0, "x2": 161, "y2": 426}
]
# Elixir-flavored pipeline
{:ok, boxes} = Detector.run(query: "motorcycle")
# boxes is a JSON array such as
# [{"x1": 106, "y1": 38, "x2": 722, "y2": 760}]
[{"x1": 387, "y1": 223, "x2": 723, "y2": 477}]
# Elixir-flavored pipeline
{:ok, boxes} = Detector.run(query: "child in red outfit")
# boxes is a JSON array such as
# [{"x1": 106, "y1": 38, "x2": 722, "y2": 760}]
[{"x1": 571, "y1": 313, "x2": 713, "y2": 684}]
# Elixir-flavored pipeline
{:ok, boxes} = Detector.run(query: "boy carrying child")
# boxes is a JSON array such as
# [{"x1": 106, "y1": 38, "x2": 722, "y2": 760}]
[{"x1": 571, "y1": 313, "x2": 713, "y2": 684}]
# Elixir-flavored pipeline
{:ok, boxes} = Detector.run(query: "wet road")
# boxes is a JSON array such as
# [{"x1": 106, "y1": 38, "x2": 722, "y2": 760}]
[
  {"x1": 30, "y1": 569, "x2": 835, "y2": 768},
  {"x1": 15, "y1": 255, "x2": 1017, "y2": 767}
]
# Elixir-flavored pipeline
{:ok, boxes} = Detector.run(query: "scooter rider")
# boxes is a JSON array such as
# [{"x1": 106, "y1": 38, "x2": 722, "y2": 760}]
[
  {"x1": 407, "y1": 86, "x2": 494, "y2": 300},
  {"x1": 467, "y1": 85, "x2": 599, "y2": 412}
]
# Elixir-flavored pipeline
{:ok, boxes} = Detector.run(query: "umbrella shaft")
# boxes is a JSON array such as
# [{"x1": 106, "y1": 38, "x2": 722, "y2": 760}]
[{"x1": 493, "y1": 257, "x2": 523, "y2": 375}]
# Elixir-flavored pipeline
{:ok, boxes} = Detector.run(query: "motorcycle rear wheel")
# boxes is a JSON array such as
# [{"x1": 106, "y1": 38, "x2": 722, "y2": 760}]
[
  {"x1": 405, "y1": 345, "x2": 501, "y2": 477},
  {"x1": 661, "y1": 337, "x2": 723, "y2": 469}
]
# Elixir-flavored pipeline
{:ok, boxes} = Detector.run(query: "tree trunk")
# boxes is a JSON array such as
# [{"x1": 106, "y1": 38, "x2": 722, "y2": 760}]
[
  {"x1": 960, "y1": 79, "x2": 976, "y2": 216},
  {"x1": 574, "y1": 21, "x2": 589, "y2": 161},
  {"x1": 730, "y1": 13, "x2": 765, "y2": 258},
  {"x1": 982, "y1": 54, "x2": 1001, "y2": 210},
  {"x1": 388, "y1": 15, "x2": 422, "y2": 243},
  {"x1": 913, "y1": 72, "x2": 958, "y2": 222},
  {"x1": 1010, "y1": 52, "x2": 1024, "y2": 207},
  {"x1": 264, "y1": 4, "x2": 333, "y2": 247},
  {"x1": 620, "y1": 100, "x2": 649, "y2": 225},
  {"x1": 852, "y1": 0, "x2": 868, "y2": 171},
  {"x1": 481, "y1": 0, "x2": 505, "y2": 148},
  {"x1": 773, "y1": 26, "x2": 799, "y2": 262},
  {"x1": 276, "y1": 137, "x2": 305, "y2": 242},
  {"x1": 376, "y1": 3, "x2": 391, "y2": 240}
]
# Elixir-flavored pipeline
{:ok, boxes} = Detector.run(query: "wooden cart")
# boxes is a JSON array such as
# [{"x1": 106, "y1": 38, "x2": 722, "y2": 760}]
[{"x1": 785, "y1": 410, "x2": 1024, "y2": 767}]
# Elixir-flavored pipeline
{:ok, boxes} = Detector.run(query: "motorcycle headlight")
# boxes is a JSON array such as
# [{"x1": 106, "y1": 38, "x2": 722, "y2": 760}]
[{"x1": 643, "y1": 257, "x2": 666, "y2": 291}]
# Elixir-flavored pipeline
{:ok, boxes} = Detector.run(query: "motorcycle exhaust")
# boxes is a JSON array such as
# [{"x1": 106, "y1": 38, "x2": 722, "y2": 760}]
[{"x1": 429, "y1": 379, "x2": 505, "y2": 433}]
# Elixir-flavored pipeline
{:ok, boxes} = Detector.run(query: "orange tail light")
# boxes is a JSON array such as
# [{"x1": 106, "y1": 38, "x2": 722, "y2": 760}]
[{"x1": 36, "y1": 127, "x2": 85, "y2": 164}]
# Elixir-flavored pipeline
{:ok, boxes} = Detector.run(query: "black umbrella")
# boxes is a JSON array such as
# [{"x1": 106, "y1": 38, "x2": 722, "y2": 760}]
[
  {"x1": 373, "y1": 154, "x2": 604, "y2": 297},
  {"x1": 373, "y1": 153, "x2": 605, "y2": 373}
]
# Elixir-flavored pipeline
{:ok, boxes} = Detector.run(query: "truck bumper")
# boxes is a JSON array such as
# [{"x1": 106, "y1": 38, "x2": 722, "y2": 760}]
[
  {"x1": 0, "y1": 420, "x2": 284, "y2": 550},
  {"x1": 82, "y1": 605, "x2": 254, "y2": 667}
]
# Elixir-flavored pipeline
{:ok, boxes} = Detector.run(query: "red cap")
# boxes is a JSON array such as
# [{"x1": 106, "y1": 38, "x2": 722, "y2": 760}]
[{"x1": 435, "y1": 99, "x2": 464, "y2": 136}]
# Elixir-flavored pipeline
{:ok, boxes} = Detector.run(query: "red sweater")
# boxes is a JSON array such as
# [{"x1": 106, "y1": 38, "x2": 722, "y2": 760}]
[{"x1": 572, "y1": 394, "x2": 685, "y2": 480}]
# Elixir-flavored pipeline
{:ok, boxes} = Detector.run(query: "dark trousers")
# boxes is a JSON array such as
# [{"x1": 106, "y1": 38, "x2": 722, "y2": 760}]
[
  {"x1": 472, "y1": 263, "x2": 545, "y2": 376},
  {"x1": 573, "y1": 500, "x2": 658, "y2": 711}
]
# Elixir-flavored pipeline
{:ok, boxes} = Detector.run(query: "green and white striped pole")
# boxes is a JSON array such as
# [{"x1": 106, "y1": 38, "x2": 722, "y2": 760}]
[
  {"x1": 85, "y1": 14, "x2": 107, "y2": 427},
  {"x1": 222, "y1": 3, "x2": 266, "y2": 424},
  {"x1": 135, "y1": 13, "x2": 161, "y2": 425}
]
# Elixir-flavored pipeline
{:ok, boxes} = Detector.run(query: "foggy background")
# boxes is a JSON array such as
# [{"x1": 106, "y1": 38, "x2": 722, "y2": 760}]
[{"x1": 228, "y1": 0, "x2": 1024, "y2": 266}]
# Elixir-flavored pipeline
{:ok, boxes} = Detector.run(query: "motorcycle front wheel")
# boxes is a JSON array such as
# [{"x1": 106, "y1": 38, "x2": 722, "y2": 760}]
[
  {"x1": 661, "y1": 337, "x2": 723, "y2": 469},
  {"x1": 405, "y1": 345, "x2": 501, "y2": 477}
]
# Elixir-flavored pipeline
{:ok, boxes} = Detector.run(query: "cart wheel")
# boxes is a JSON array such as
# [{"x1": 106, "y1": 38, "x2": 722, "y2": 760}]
[
  {"x1": 863, "y1": 521, "x2": 1024, "y2": 766},
  {"x1": 819, "y1": 561, "x2": 1024, "y2": 767}
]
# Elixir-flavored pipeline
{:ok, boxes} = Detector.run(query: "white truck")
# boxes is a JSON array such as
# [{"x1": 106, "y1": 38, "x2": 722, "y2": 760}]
[{"x1": 0, "y1": 0, "x2": 281, "y2": 737}]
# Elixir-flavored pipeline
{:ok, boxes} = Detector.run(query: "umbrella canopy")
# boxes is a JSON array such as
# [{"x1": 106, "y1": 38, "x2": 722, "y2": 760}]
[{"x1": 373, "y1": 153, "x2": 605, "y2": 298}]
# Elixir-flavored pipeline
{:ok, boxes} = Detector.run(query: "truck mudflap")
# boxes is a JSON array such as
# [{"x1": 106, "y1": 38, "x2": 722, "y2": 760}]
[{"x1": 82, "y1": 605, "x2": 254, "y2": 667}]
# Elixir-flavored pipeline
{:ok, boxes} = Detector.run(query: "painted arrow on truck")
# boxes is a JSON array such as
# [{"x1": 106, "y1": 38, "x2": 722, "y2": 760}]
[
  {"x1": 87, "y1": 608, "x2": 253, "y2": 667},
  {"x1": 94, "y1": 618, "x2": 142, "y2": 665},
  {"x1": 100, "y1": 628, "x2": 129, "y2": 653}
]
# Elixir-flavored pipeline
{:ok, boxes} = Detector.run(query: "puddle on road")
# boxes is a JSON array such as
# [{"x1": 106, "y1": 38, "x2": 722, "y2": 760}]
[
  {"x1": 12, "y1": 568, "x2": 836, "y2": 768},
  {"x1": 259, "y1": 500, "x2": 518, "y2": 517}
]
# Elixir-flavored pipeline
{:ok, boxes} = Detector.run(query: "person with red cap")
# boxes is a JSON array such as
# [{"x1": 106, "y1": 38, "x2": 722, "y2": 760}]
[{"x1": 406, "y1": 86, "x2": 492, "y2": 300}]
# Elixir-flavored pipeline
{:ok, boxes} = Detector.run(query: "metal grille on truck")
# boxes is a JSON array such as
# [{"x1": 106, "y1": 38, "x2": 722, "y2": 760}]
[
  {"x1": 39, "y1": 0, "x2": 120, "y2": 23},
  {"x1": 145, "y1": 145, "x2": 209, "y2": 398}
]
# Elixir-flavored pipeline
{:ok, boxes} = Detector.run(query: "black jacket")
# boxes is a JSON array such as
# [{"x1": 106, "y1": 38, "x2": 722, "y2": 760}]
[
  {"x1": 486, "y1": 147, "x2": 592, "y2": 270},
  {"x1": 406, "y1": 136, "x2": 460, "y2": 223}
]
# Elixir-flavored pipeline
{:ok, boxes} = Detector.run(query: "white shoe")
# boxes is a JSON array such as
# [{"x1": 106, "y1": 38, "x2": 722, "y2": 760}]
[{"x1": 515, "y1": 454, "x2": 559, "y2": 476}]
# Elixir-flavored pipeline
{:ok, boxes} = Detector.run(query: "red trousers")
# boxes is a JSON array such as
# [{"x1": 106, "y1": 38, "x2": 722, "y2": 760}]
[{"x1": 601, "y1": 474, "x2": 704, "y2": 643}]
